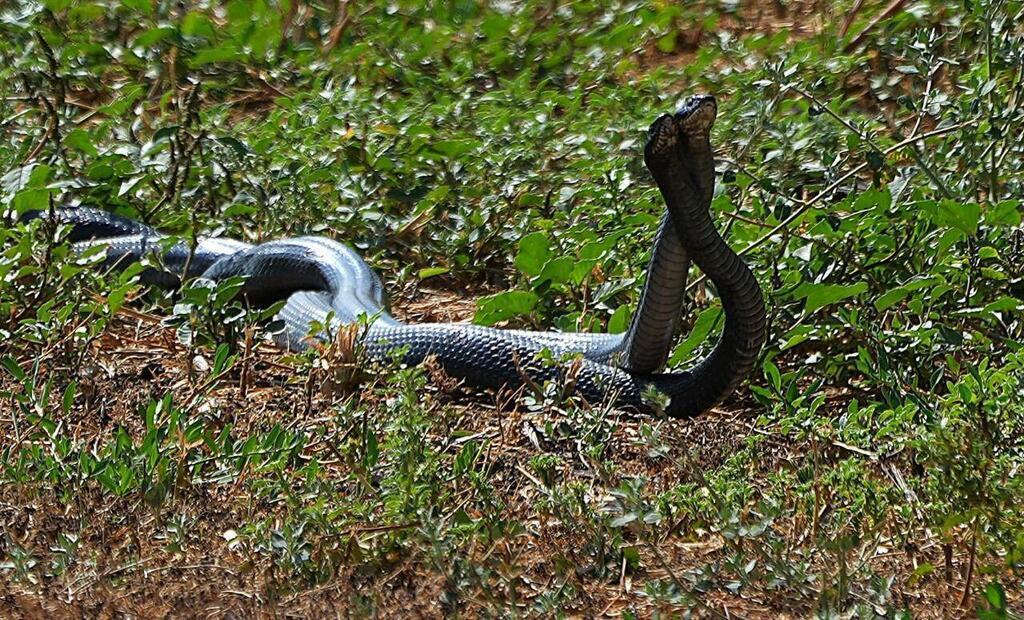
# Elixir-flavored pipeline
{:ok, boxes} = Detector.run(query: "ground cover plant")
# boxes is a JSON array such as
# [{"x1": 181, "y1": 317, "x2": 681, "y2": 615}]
[{"x1": 1, "y1": 0, "x2": 1023, "y2": 617}]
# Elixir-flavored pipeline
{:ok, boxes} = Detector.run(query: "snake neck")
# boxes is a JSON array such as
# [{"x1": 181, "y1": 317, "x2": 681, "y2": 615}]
[
  {"x1": 618, "y1": 212, "x2": 689, "y2": 373},
  {"x1": 619, "y1": 118, "x2": 718, "y2": 374},
  {"x1": 645, "y1": 127, "x2": 767, "y2": 417}
]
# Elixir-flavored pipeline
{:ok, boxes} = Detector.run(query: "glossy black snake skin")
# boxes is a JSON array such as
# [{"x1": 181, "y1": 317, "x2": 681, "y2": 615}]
[{"x1": 24, "y1": 95, "x2": 765, "y2": 417}]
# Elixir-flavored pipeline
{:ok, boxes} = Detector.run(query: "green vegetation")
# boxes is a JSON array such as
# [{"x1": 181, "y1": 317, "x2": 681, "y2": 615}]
[{"x1": 2, "y1": 0, "x2": 1023, "y2": 616}]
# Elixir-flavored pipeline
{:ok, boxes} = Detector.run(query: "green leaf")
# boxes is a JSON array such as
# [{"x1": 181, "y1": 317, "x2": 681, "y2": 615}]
[
  {"x1": 853, "y1": 187, "x2": 892, "y2": 213},
  {"x1": 62, "y1": 382, "x2": 77, "y2": 415},
  {"x1": 984, "y1": 199, "x2": 1021, "y2": 227},
  {"x1": 984, "y1": 582, "x2": 1006, "y2": 610},
  {"x1": 8, "y1": 164, "x2": 55, "y2": 212},
  {"x1": 431, "y1": 139, "x2": 480, "y2": 158},
  {"x1": 923, "y1": 199, "x2": 981, "y2": 236},
  {"x1": 514, "y1": 232, "x2": 551, "y2": 277},
  {"x1": 571, "y1": 259, "x2": 599, "y2": 284},
  {"x1": 935, "y1": 227, "x2": 964, "y2": 257},
  {"x1": 978, "y1": 246, "x2": 1000, "y2": 260},
  {"x1": 940, "y1": 511, "x2": 972, "y2": 533},
  {"x1": 979, "y1": 582, "x2": 1008, "y2": 619},
  {"x1": 794, "y1": 281, "x2": 868, "y2": 314},
  {"x1": 190, "y1": 43, "x2": 242, "y2": 67},
  {"x1": 780, "y1": 324, "x2": 813, "y2": 350},
  {"x1": 474, "y1": 290, "x2": 538, "y2": 326},
  {"x1": 983, "y1": 296, "x2": 1022, "y2": 314},
  {"x1": 134, "y1": 26, "x2": 176, "y2": 47},
  {"x1": 516, "y1": 193, "x2": 544, "y2": 207},
  {"x1": 607, "y1": 305, "x2": 630, "y2": 334},
  {"x1": 27, "y1": 163, "x2": 52, "y2": 188},
  {"x1": 1, "y1": 356, "x2": 26, "y2": 382},
  {"x1": 418, "y1": 266, "x2": 449, "y2": 279},
  {"x1": 213, "y1": 344, "x2": 233, "y2": 375},
  {"x1": 907, "y1": 563, "x2": 934, "y2": 586},
  {"x1": 181, "y1": 11, "x2": 217, "y2": 38},
  {"x1": 480, "y1": 13, "x2": 510, "y2": 39},
  {"x1": 217, "y1": 136, "x2": 250, "y2": 157},
  {"x1": 223, "y1": 203, "x2": 257, "y2": 217},
  {"x1": 12, "y1": 189, "x2": 51, "y2": 215},
  {"x1": 874, "y1": 286, "x2": 910, "y2": 311},
  {"x1": 669, "y1": 306, "x2": 722, "y2": 365},
  {"x1": 537, "y1": 256, "x2": 574, "y2": 284},
  {"x1": 121, "y1": 0, "x2": 153, "y2": 13},
  {"x1": 363, "y1": 431, "x2": 379, "y2": 469},
  {"x1": 656, "y1": 31, "x2": 677, "y2": 53},
  {"x1": 980, "y1": 267, "x2": 1007, "y2": 281},
  {"x1": 763, "y1": 359, "x2": 781, "y2": 392},
  {"x1": 65, "y1": 129, "x2": 99, "y2": 157},
  {"x1": 454, "y1": 441, "x2": 480, "y2": 476},
  {"x1": 103, "y1": 282, "x2": 126, "y2": 311},
  {"x1": 102, "y1": 84, "x2": 145, "y2": 117}
]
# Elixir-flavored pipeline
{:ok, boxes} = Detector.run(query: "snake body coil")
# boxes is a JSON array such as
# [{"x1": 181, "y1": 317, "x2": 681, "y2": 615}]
[{"x1": 25, "y1": 96, "x2": 765, "y2": 417}]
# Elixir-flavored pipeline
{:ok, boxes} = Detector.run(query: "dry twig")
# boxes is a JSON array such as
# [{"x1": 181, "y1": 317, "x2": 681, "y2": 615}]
[{"x1": 843, "y1": 0, "x2": 909, "y2": 53}]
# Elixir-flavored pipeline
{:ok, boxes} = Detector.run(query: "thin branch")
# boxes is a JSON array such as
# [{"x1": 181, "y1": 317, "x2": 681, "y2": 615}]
[
  {"x1": 838, "y1": 0, "x2": 866, "y2": 38},
  {"x1": 323, "y1": 0, "x2": 352, "y2": 53},
  {"x1": 843, "y1": 0, "x2": 909, "y2": 53}
]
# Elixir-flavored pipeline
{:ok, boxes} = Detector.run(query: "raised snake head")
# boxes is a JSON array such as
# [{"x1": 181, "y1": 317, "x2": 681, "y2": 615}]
[
  {"x1": 674, "y1": 94, "x2": 717, "y2": 136},
  {"x1": 643, "y1": 93, "x2": 717, "y2": 209},
  {"x1": 644, "y1": 94, "x2": 717, "y2": 160}
]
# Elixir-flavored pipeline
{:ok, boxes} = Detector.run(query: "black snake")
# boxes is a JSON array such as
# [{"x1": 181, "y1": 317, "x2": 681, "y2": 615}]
[{"x1": 23, "y1": 95, "x2": 766, "y2": 417}]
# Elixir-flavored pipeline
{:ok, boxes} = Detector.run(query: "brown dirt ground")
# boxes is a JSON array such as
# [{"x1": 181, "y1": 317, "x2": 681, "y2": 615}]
[
  {"x1": 0, "y1": 287, "x2": 1001, "y2": 618},
  {"x1": 633, "y1": 0, "x2": 834, "y2": 75}
]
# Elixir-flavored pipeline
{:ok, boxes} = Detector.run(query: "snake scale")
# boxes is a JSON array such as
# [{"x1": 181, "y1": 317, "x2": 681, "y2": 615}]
[{"x1": 23, "y1": 95, "x2": 766, "y2": 417}]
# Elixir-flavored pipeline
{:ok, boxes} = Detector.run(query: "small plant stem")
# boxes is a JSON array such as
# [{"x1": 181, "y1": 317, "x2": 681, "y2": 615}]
[
  {"x1": 839, "y1": 0, "x2": 866, "y2": 38},
  {"x1": 906, "y1": 141, "x2": 956, "y2": 201},
  {"x1": 985, "y1": 8, "x2": 998, "y2": 203},
  {"x1": 959, "y1": 516, "x2": 980, "y2": 607},
  {"x1": 811, "y1": 438, "x2": 821, "y2": 539},
  {"x1": 991, "y1": 64, "x2": 1023, "y2": 174},
  {"x1": 899, "y1": 56, "x2": 956, "y2": 201},
  {"x1": 240, "y1": 325, "x2": 253, "y2": 399},
  {"x1": 843, "y1": 0, "x2": 908, "y2": 53}
]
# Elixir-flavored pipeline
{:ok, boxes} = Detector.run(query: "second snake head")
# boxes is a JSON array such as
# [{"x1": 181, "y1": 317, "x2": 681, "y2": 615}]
[{"x1": 644, "y1": 94, "x2": 717, "y2": 162}]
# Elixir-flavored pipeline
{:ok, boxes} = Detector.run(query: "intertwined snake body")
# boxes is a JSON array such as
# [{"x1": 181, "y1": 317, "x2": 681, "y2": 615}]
[{"x1": 27, "y1": 95, "x2": 766, "y2": 417}]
